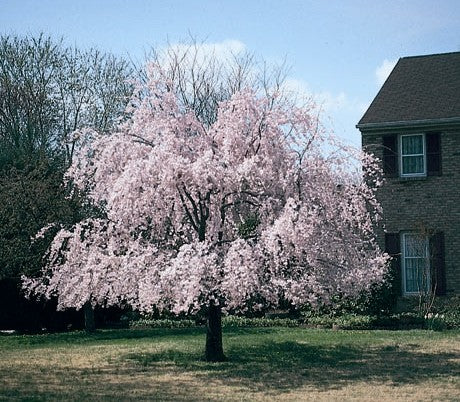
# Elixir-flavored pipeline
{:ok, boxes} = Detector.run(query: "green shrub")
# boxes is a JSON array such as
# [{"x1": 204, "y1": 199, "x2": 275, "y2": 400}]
[
  {"x1": 378, "y1": 314, "x2": 421, "y2": 329},
  {"x1": 441, "y1": 314, "x2": 460, "y2": 329},
  {"x1": 120, "y1": 310, "x2": 141, "y2": 327},
  {"x1": 125, "y1": 297, "x2": 459, "y2": 331},
  {"x1": 424, "y1": 314, "x2": 447, "y2": 331},
  {"x1": 429, "y1": 296, "x2": 460, "y2": 329},
  {"x1": 372, "y1": 315, "x2": 400, "y2": 329},
  {"x1": 396, "y1": 312, "x2": 426, "y2": 328},
  {"x1": 373, "y1": 313, "x2": 426, "y2": 330},
  {"x1": 222, "y1": 316, "x2": 300, "y2": 328},
  {"x1": 303, "y1": 314, "x2": 375, "y2": 330},
  {"x1": 130, "y1": 319, "x2": 197, "y2": 329},
  {"x1": 299, "y1": 284, "x2": 396, "y2": 322},
  {"x1": 129, "y1": 316, "x2": 302, "y2": 329},
  {"x1": 333, "y1": 314, "x2": 375, "y2": 330},
  {"x1": 303, "y1": 315, "x2": 334, "y2": 328}
]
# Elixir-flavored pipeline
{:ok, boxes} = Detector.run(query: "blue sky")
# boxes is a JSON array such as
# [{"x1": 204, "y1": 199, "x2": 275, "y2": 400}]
[{"x1": 1, "y1": 0, "x2": 459, "y2": 145}]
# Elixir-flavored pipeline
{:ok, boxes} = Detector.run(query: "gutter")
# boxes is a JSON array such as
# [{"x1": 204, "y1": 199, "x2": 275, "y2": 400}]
[{"x1": 356, "y1": 116, "x2": 460, "y2": 131}]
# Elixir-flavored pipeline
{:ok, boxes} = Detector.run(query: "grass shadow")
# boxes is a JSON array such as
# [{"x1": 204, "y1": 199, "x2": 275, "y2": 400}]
[{"x1": 1, "y1": 326, "x2": 279, "y2": 348}]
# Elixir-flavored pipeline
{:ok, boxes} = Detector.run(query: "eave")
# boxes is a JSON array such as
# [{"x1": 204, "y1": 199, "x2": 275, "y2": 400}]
[{"x1": 357, "y1": 116, "x2": 460, "y2": 132}]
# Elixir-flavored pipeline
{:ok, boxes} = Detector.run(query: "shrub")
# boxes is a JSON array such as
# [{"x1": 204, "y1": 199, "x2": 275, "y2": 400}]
[
  {"x1": 299, "y1": 285, "x2": 396, "y2": 322},
  {"x1": 125, "y1": 301, "x2": 459, "y2": 331},
  {"x1": 424, "y1": 313, "x2": 447, "y2": 331},
  {"x1": 128, "y1": 316, "x2": 303, "y2": 329},
  {"x1": 429, "y1": 296, "x2": 460, "y2": 329},
  {"x1": 303, "y1": 315, "x2": 334, "y2": 328},
  {"x1": 373, "y1": 313, "x2": 429, "y2": 330},
  {"x1": 333, "y1": 314, "x2": 375, "y2": 330},
  {"x1": 303, "y1": 314, "x2": 375, "y2": 330},
  {"x1": 222, "y1": 316, "x2": 300, "y2": 328},
  {"x1": 130, "y1": 319, "x2": 197, "y2": 329}
]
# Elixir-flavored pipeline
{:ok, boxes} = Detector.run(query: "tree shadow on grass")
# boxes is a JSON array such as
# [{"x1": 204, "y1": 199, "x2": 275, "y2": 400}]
[
  {"x1": 1, "y1": 326, "x2": 277, "y2": 348},
  {"x1": 123, "y1": 340, "x2": 460, "y2": 393},
  {"x1": 1, "y1": 328, "x2": 200, "y2": 348}
]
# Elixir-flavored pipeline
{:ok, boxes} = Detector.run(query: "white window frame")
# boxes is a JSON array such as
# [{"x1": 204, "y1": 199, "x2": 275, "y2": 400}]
[
  {"x1": 401, "y1": 232, "x2": 430, "y2": 296},
  {"x1": 399, "y1": 133, "x2": 426, "y2": 177}
]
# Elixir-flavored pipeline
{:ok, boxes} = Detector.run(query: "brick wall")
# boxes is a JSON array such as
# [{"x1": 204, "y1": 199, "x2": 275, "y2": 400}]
[{"x1": 362, "y1": 126, "x2": 460, "y2": 295}]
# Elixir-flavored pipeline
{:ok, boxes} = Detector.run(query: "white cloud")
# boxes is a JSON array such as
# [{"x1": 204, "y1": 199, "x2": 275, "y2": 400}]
[{"x1": 375, "y1": 59, "x2": 397, "y2": 86}]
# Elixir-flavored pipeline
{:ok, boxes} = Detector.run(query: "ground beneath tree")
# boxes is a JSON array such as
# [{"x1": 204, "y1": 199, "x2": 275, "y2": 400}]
[{"x1": 0, "y1": 327, "x2": 459, "y2": 401}]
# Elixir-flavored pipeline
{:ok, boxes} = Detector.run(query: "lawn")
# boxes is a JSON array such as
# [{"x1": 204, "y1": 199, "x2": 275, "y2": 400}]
[{"x1": 1, "y1": 327, "x2": 459, "y2": 401}]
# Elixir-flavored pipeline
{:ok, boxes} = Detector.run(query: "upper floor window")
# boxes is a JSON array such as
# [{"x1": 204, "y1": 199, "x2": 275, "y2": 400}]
[
  {"x1": 382, "y1": 132, "x2": 441, "y2": 178},
  {"x1": 400, "y1": 134, "x2": 426, "y2": 176}
]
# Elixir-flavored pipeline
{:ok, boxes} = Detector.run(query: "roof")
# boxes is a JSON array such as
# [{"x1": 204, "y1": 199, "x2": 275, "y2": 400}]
[{"x1": 357, "y1": 51, "x2": 460, "y2": 129}]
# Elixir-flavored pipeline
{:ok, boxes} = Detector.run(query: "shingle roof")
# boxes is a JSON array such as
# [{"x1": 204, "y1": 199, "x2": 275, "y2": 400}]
[{"x1": 358, "y1": 52, "x2": 460, "y2": 127}]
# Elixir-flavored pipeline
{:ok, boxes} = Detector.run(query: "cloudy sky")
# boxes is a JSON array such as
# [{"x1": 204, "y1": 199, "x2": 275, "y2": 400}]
[{"x1": 1, "y1": 0, "x2": 459, "y2": 145}]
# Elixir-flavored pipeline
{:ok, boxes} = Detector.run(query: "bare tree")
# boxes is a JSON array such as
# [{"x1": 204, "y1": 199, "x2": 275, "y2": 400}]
[
  {"x1": 138, "y1": 38, "x2": 288, "y2": 127},
  {"x1": 0, "y1": 33, "x2": 134, "y2": 166},
  {"x1": 56, "y1": 47, "x2": 134, "y2": 162}
]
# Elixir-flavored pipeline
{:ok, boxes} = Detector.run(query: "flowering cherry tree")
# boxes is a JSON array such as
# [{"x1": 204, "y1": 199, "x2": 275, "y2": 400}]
[{"x1": 24, "y1": 63, "x2": 388, "y2": 361}]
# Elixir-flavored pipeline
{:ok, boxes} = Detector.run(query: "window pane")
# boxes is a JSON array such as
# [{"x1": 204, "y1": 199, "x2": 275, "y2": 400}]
[
  {"x1": 402, "y1": 155, "x2": 424, "y2": 174},
  {"x1": 402, "y1": 135, "x2": 423, "y2": 155},
  {"x1": 405, "y1": 258, "x2": 429, "y2": 293},
  {"x1": 404, "y1": 234, "x2": 429, "y2": 293},
  {"x1": 404, "y1": 235, "x2": 426, "y2": 257}
]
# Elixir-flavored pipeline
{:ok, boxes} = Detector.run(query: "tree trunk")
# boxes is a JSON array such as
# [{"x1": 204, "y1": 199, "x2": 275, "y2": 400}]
[
  {"x1": 205, "y1": 304, "x2": 226, "y2": 362},
  {"x1": 83, "y1": 302, "x2": 96, "y2": 333}
]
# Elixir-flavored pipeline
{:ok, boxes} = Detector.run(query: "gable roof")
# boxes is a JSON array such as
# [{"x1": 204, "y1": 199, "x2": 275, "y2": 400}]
[{"x1": 357, "y1": 51, "x2": 460, "y2": 129}]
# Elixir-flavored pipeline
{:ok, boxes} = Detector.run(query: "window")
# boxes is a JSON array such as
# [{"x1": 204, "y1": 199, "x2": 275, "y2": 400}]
[
  {"x1": 400, "y1": 134, "x2": 426, "y2": 176},
  {"x1": 382, "y1": 132, "x2": 441, "y2": 178},
  {"x1": 385, "y1": 231, "x2": 446, "y2": 297},
  {"x1": 402, "y1": 233, "x2": 430, "y2": 295}
]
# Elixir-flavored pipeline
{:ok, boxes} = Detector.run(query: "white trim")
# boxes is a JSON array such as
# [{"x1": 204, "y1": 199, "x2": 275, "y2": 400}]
[
  {"x1": 399, "y1": 133, "x2": 426, "y2": 177},
  {"x1": 401, "y1": 232, "x2": 430, "y2": 296}
]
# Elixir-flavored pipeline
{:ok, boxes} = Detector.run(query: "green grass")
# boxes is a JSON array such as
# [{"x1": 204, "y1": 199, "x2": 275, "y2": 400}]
[{"x1": 1, "y1": 327, "x2": 459, "y2": 401}]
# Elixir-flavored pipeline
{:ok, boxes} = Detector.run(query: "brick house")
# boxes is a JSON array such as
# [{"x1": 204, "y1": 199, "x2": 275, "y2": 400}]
[{"x1": 357, "y1": 51, "x2": 460, "y2": 297}]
